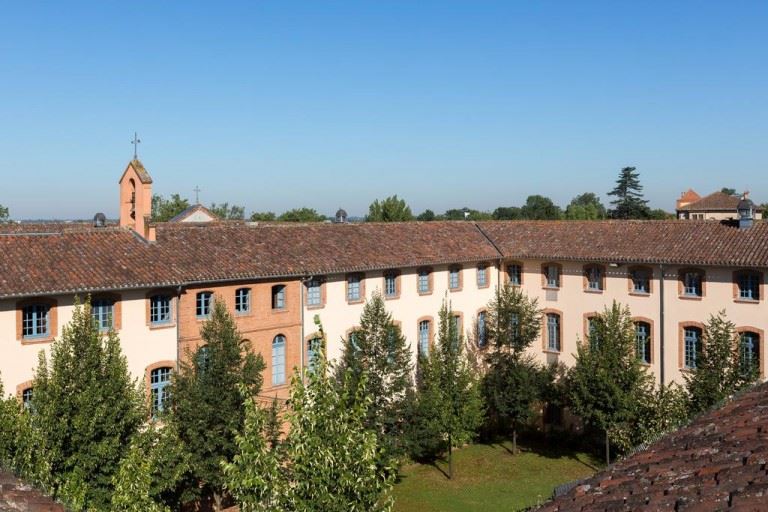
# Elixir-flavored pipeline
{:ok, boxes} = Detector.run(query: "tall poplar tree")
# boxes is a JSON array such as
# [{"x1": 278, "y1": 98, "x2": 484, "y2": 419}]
[
  {"x1": 607, "y1": 167, "x2": 650, "y2": 219},
  {"x1": 168, "y1": 299, "x2": 265, "y2": 511},
  {"x1": 336, "y1": 292, "x2": 413, "y2": 461}
]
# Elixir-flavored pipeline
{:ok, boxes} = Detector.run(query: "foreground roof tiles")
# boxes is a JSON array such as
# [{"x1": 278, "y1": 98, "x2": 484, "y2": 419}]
[{"x1": 539, "y1": 381, "x2": 768, "y2": 511}]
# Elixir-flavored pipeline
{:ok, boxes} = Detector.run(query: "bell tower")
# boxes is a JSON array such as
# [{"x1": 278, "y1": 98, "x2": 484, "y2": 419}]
[{"x1": 119, "y1": 159, "x2": 154, "y2": 240}]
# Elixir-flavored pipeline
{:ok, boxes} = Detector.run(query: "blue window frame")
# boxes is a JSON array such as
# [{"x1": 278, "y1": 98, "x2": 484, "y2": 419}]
[
  {"x1": 586, "y1": 266, "x2": 602, "y2": 291},
  {"x1": 684, "y1": 327, "x2": 702, "y2": 369},
  {"x1": 91, "y1": 298, "x2": 114, "y2": 331},
  {"x1": 547, "y1": 313, "x2": 560, "y2": 351},
  {"x1": 418, "y1": 269, "x2": 431, "y2": 293},
  {"x1": 306, "y1": 279, "x2": 322, "y2": 306},
  {"x1": 272, "y1": 285, "x2": 286, "y2": 309},
  {"x1": 307, "y1": 337, "x2": 322, "y2": 372},
  {"x1": 477, "y1": 265, "x2": 487, "y2": 287},
  {"x1": 635, "y1": 322, "x2": 651, "y2": 364},
  {"x1": 347, "y1": 275, "x2": 361, "y2": 302},
  {"x1": 384, "y1": 272, "x2": 398, "y2": 298},
  {"x1": 21, "y1": 388, "x2": 33, "y2": 410},
  {"x1": 272, "y1": 335, "x2": 286, "y2": 385},
  {"x1": 196, "y1": 292, "x2": 213, "y2": 318},
  {"x1": 738, "y1": 272, "x2": 760, "y2": 301},
  {"x1": 508, "y1": 264, "x2": 522, "y2": 286},
  {"x1": 22, "y1": 304, "x2": 50, "y2": 338},
  {"x1": 150, "y1": 367, "x2": 172, "y2": 415},
  {"x1": 587, "y1": 317, "x2": 600, "y2": 349},
  {"x1": 740, "y1": 332, "x2": 760, "y2": 374},
  {"x1": 545, "y1": 265, "x2": 560, "y2": 288},
  {"x1": 197, "y1": 345, "x2": 210, "y2": 372},
  {"x1": 632, "y1": 268, "x2": 650, "y2": 294},
  {"x1": 477, "y1": 311, "x2": 487, "y2": 347},
  {"x1": 449, "y1": 267, "x2": 461, "y2": 290},
  {"x1": 235, "y1": 288, "x2": 251, "y2": 313},
  {"x1": 418, "y1": 320, "x2": 430, "y2": 358},
  {"x1": 683, "y1": 271, "x2": 703, "y2": 297},
  {"x1": 150, "y1": 295, "x2": 171, "y2": 325}
]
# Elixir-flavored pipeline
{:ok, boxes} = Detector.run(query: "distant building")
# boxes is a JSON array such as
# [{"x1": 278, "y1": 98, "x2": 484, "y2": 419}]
[
  {"x1": 169, "y1": 204, "x2": 219, "y2": 223},
  {"x1": 676, "y1": 189, "x2": 762, "y2": 220},
  {"x1": 334, "y1": 208, "x2": 348, "y2": 224}
]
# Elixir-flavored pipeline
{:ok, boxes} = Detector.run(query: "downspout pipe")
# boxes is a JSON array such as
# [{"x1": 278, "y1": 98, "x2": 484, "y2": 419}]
[
  {"x1": 658, "y1": 264, "x2": 665, "y2": 387},
  {"x1": 175, "y1": 285, "x2": 183, "y2": 372}
]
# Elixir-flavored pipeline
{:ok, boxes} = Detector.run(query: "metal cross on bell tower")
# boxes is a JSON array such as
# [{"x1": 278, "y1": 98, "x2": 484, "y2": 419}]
[
  {"x1": 193, "y1": 185, "x2": 201, "y2": 205},
  {"x1": 131, "y1": 132, "x2": 141, "y2": 160}
]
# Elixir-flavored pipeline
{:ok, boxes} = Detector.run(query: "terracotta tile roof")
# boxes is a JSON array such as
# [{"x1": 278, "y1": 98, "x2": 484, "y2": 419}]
[
  {"x1": 123, "y1": 158, "x2": 152, "y2": 184},
  {"x1": 538, "y1": 382, "x2": 768, "y2": 512},
  {"x1": 678, "y1": 189, "x2": 701, "y2": 204},
  {"x1": 0, "y1": 469, "x2": 65, "y2": 511},
  {"x1": 677, "y1": 191, "x2": 758, "y2": 212},
  {"x1": 478, "y1": 220, "x2": 768, "y2": 268}
]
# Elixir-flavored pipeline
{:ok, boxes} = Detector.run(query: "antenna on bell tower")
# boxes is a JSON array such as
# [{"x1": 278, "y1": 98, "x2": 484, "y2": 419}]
[{"x1": 131, "y1": 132, "x2": 141, "y2": 160}]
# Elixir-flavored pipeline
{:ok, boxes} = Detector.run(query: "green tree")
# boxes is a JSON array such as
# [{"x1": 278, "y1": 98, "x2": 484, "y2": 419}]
[
  {"x1": 567, "y1": 302, "x2": 653, "y2": 464},
  {"x1": 564, "y1": 193, "x2": 607, "y2": 220},
  {"x1": 648, "y1": 208, "x2": 671, "y2": 220},
  {"x1": 407, "y1": 302, "x2": 484, "y2": 479},
  {"x1": 416, "y1": 209, "x2": 436, "y2": 221},
  {"x1": 442, "y1": 208, "x2": 492, "y2": 221},
  {"x1": 482, "y1": 285, "x2": 542, "y2": 452},
  {"x1": 684, "y1": 311, "x2": 758, "y2": 415},
  {"x1": 636, "y1": 384, "x2": 689, "y2": 444},
  {"x1": 492, "y1": 206, "x2": 522, "y2": 220},
  {"x1": 249, "y1": 211, "x2": 277, "y2": 222},
  {"x1": 209, "y1": 202, "x2": 245, "y2": 220},
  {"x1": 520, "y1": 195, "x2": 562, "y2": 220},
  {"x1": 152, "y1": 194, "x2": 190, "y2": 222},
  {"x1": 0, "y1": 203, "x2": 9, "y2": 222},
  {"x1": 169, "y1": 299, "x2": 265, "y2": 511},
  {"x1": 28, "y1": 298, "x2": 144, "y2": 510},
  {"x1": 277, "y1": 207, "x2": 327, "y2": 222},
  {"x1": 0, "y1": 378, "x2": 19, "y2": 465},
  {"x1": 607, "y1": 167, "x2": 650, "y2": 219},
  {"x1": 336, "y1": 292, "x2": 413, "y2": 462},
  {"x1": 721, "y1": 187, "x2": 737, "y2": 195},
  {"x1": 366, "y1": 195, "x2": 414, "y2": 222},
  {"x1": 225, "y1": 324, "x2": 395, "y2": 511}
]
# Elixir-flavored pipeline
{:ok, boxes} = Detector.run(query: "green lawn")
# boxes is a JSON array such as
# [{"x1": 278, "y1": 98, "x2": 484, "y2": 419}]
[{"x1": 393, "y1": 440, "x2": 600, "y2": 512}]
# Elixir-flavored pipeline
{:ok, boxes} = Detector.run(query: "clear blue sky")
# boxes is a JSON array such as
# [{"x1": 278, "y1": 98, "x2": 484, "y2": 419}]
[{"x1": 1, "y1": 1, "x2": 766, "y2": 219}]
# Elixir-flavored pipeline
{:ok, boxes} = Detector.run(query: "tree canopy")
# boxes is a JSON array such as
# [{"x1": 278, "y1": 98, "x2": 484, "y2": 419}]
[
  {"x1": 152, "y1": 194, "x2": 190, "y2": 222},
  {"x1": 209, "y1": 202, "x2": 245, "y2": 220},
  {"x1": 520, "y1": 195, "x2": 562, "y2": 220},
  {"x1": 0, "y1": 203, "x2": 9, "y2": 222},
  {"x1": 277, "y1": 207, "x2": 327, "y2": 222},
  {"x1": 366, "y1": 195, "x2": 414, "y2": 222},
  {"x1": 564, "y1": 193, "x2": 607, "y2": 220},
  {"x1": 249, "y1": 211, "x2": 277, "y2": 222},
  {"x1": 607, "y1": 167, "x2": 650, "y2": 219},
  {"x1": 416, "y1": 209, "x2": 436, "y2": 221}
]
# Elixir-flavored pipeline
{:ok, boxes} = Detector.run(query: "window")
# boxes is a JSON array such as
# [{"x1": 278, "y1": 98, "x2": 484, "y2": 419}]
[
  {"x1": 307, "y1": 337, "x2": 322, "y2": 372},
  {"x1": 235, "y1": 288, "x2": 251, "y2": 313},
  {"x1": 451, "y1": 315, "x2": 462, "y2": 345},
  {"x1": 682, "y1": 271, "x2": 703, "y2": 297},
  {"x1": 587, "y1": 316, "x2": 600, "y2": 349},
  {"x1": 631, "y1": 268, "x2": 651, "y2": 294},
  {"x1": 418, "y1": 320, "x2": 430, "y2": 357},
  {"x1": 635, "y1": 322, "x2": 651, "y2": 364},
  {"x1": 150, "y1": 367, "x2": 172, "y2": 415},
  {"x1": 739, "y1": 332, "x2": 760, "y2": 375},
  {"x1": 585, "y1": 265, "x2": 603, "y2": 291},
  {"x1": 544, "y1": 264, "x2": 560, "y2": 288},
  {"x1": 684, "y1": 327, "x2": 702, "y2": 369},
  {"x1": 306, "y1": 278, "x2": 322, "y2": 307},
  {"x1": 197, "y1": 345, "x2": 210, "y2": 372},
  {"x1": 510, "y1": 313, "x2": 520, "y2": 339},
  {"x1": 477, "y1": 265, "x2": 488, "y2": 288},
  {"x1": 272, "y1": 335, "x2": 286, "y2": 385},
  {"x1": 91, "y1": 298, "x2": 115, "y2": 331},
  {"x1": 477, "y1": 311, "x2": 487, "y2": 347},
  {"x1": 384, "y1": 272, "x2": 398, "y2": 298},
  {"x1": 347, "y1": 275, "x2": 362, "y2": 302},
  {"x1": 546, "y1": 313, "x2": 560, "y2": 351},
  {"x1": 508, "y1": 264, "x2": 522, "y2": 286},
  {"x1": 449, "y1": 267, "x2": 461, "y2": 290},
  {"x1": 737, "y1": 272, "x2": 761, "y2": 301},
  {"x1": 196, "y1": 291, "x2": 213, "y2": 318},
  {"x1": 418, "y1": 269, "x2": 431, "y2": 294},
  {"x1": 21, "y1": 388, "x2": 33, "y2": 410},
  {"x1": 150, "y1": 295, "x2": 171, "y2": 325},
  {"x1": 22, "y1": 304, "x2": 50, "y2": 338},
  {"x1": 272, "y1": 285, "x2": 286, "y2": 309}
]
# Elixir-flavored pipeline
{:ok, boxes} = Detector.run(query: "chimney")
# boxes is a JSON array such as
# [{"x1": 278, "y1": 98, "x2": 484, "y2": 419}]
[{"x1": 737, "y1": 191, "x2": 754, "y2": 229}]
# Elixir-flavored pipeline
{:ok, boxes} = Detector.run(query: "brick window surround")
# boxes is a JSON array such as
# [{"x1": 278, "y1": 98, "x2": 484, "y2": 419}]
[
  {"x1": 736, "y1": 326, "x2": 765, "y2": 378},
  {"x1": 507, "y1": 262, "x2": 524, "y2": 286},
  {"x1": 92, "y1": 292, "x2": 123, "y2": 331},
  {"x1": 541, "y1": 308, "x2": 563, "y2": 353},
  {"x1": 633, "y1": 317, "x2": 655, "y2": 365},
  {"x1": 583, "y1": 264, "x2": 606, "y2": 293},
  {"x1": 476, "y1": 263, "x2": 490, "y2": 289},
  {"x1": 304, "y1": 277, "x2": 326, "y2": 309},
  {"x1": 383, "y1": 270, "x2": 401, "y2": 300},
  {"x1": 733, "y1": 270, "x2": 764, "y2": 303},
  {"x1": 145, "y1": 289, "x2": 176, "y2": 329},
  {"x1": 16, "y1": 297, "x2": 58, "y2": 343},
  {"x1": 448, "y1": 265, "x2": 463, "y2": 292},
  {"x1": 345, "y1": 273, "x2": 366, "y2": 304},
  {"x1": 628, "y1": 265, "x2": 653, "y2": 295},
  {"x1": 678, "y1": 268, "x2": 706, "y2": 299},
  {"x1": 678, "y1": 321, "x2": 705, "y2": 370},
  {"x1": 541, "y1": 263, "x2": 563, "y2": 289},
  {"x1": 417, "y1": 267, "x2": 433, "y2": 295}
]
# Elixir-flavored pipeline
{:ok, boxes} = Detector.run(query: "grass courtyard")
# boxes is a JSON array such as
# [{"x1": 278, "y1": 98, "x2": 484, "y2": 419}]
[{"x1": 393, "y1": 440, "x2": 600, "y2": 512}]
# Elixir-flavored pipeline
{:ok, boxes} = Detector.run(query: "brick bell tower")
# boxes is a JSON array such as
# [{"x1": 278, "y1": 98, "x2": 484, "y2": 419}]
[{"x1": 118, "y1": 158, "x2": 155, "y2": 240}]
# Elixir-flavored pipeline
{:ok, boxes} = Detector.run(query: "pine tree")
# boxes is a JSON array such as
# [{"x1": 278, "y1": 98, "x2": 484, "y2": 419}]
[
  {"x1": 28, "y1": 297, "x2": 144, "y2": 510},
  {"x1": 336, "y1": 292, "x2": 413, "y2": 461},
  {"x1": 407, "y1": 301, "x2": 484, "y2": 479},
  {"x1": 684, "y1": 311, "x2": 758, "y2": 415},
  {"x1": 168, "y1": 298, "x2": 265, "y2": 511},
  {"x1": 225, "y1": 323, "x2": 395, "y2": 512},
  {"x1": 567, "y1": 301, "x2": 653, "y2": 464},
  {"x1": 482, "y1": 285, "x2": 543, "y2": 452},
  {"x1": 607, "y1": 167, "x2": 650, "y2": 219}
]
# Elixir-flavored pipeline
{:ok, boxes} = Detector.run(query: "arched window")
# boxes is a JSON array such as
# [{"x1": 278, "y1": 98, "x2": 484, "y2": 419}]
[
  {"x1": 91, "y1": 298, "x2": 115, "y2": 331},
  {"x1": 150, "y1": 367, "x2": 172, "y2": 415},
  {"x1": 418, "y1": 320, "x2": 430, "y2": 358},
  {"x1": 587, "y1": 316, "x2": 600, "y2": 349},
  {"x1": 740, "y1": 332, "x2": 760, "y2": 375},
  {"x1": 477, "y1": 312, "x2": 487, "y2": 347},
  {"x1": 546, "y1": 313, "x2": 561, "y2": 351},
  {"x1": 635, "y1": 322, "x2": 651, "y2": 364},
  {"x1": 272, "y1": 335, "x2": 286, "y2": 385},
  {"x1": 21, "y1": 387, "x2": 33, "y2": 410},
  {"x1": 307, "y1": 337, "x2": 322, "y2": 372},
  {"x1": 684, "y1": 327, "x2": 702, "y2": 369}
]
